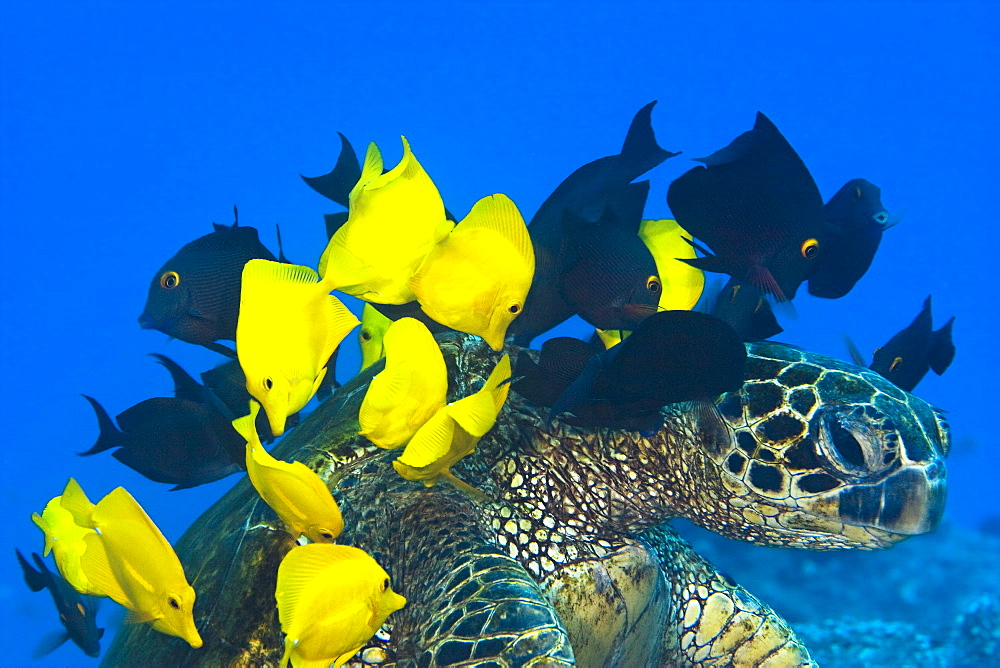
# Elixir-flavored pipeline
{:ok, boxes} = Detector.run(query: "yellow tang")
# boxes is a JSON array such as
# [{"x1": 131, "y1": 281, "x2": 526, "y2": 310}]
[
  {"x1": 237, "y1": 259, "x2": 360, "y2": 438},
  {"x1": 394, "y1": 354, "x2": 510, "y2": 493},
  {"x1": 30, "y1": 478, "x2": 100, "y2": 596},
  {"x1": 277, "y1": 543, "x2": 406, "y2": 668},
  {"x1": 409, "y1": 194, "x2": 534, "y2": 351},
  {"x1": 319, "y1": 137, "x2": 454, "y2": 304},
  {"x1": 638, "y1": 219, "x2": 704, "y2": 312},
  {"x1": 358, "y1": 303, "x2": 392, "y2": 371},
  {"x1": 235, "y1": 401, "x2": 344, "y2": 543},
  {"x1": 60, "y1": 481, "x2": 202, "y2": 648},
  {"x1": 358, "y1": 317, "x2": 447, "y2": 449},
  {"x1": 595, "y1": 220, "x2": 705, "y2": 349}
]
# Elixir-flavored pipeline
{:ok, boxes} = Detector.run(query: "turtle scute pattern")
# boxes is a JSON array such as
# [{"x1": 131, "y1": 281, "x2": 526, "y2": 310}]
[{"x1": 103, "y1": 333, "x2": 948, "y2": 667}]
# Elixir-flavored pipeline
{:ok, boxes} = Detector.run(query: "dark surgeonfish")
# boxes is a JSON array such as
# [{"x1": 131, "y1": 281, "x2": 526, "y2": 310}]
[
  {"x1": 518, "y1": 311, "x2": 746, "y2": 432},
  {"x1": 868, "y1": 296, "x2": 956, "y2": 391},
  {"x1": 667, "y1": 112, "x2": 827, "y2": 303},
  {"x1": 138, "y1": 212, "x2": 277, "y2": 357},
  {"x1": 16, "y1": 550, "x2": 104, "y2": 659},
  {"x1": 808, "y1": 179, "x2": 892, "y2": 299},
  {"x1": 509, "y1": 101, "x2": 678, "y2": 345},
  {"x1": 513, "y1": 336, "x2": 604, "y2": 408},
  {"x1": 710, "y1": 277, "x2": 783, "y2": 342},
  {"x1": 558, "y1": 182, "x2": 662, "y2": 331}
]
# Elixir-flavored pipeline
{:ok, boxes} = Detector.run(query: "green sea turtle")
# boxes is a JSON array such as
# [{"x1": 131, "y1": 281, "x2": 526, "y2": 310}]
[{"x1": 103, "y1": 334, "x2": 948, "y2": 667}]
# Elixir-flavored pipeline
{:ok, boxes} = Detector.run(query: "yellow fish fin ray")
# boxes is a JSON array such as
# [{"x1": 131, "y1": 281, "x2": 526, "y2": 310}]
[
  {"x1": 457, "y1": 194, "x2": 534, "y2": 273},
  {"x1": 321, "y1": 293, "x2": 361, "y2": 361},
  {"x1": 125, "y1": 608, "x2": 160, "y2": 624},
  {"x1": 241, "y1": 259, "x2": 321, "y2": 299},
  {"x1": 80, "y1": 531, "x2": 134, "y2": 607},
  {"x1": 276, "y1": 545, "x2": 376, "y2": 633},
  {"x1": 485, "y1": 354, "x2": 512, "y2": 417},
  {"x1": 59, "y1": 477, "x2": 96, "y2": 528},
  {"x1": 349, "y1": 141, "x2": 384, "y2": 203},
  {"x1": 359, "y1": 368, "x2": 414, "y2": 431},
  {"x1": 396, "y1": 408, "x2": 455, "y2": 469}
]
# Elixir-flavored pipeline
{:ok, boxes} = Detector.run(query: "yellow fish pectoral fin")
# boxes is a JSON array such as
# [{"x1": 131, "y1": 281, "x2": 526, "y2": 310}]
[
  {"x1": 80, "y1": 531, "x2": 133, "y2": 608},
  {"x1": 396, "y1": 409, "x2": 455, "y2": 469},
  {"x1": 125, "y1": 608, "x2": 160, "y2": 624},
  {"x1": 359, "y1": 369, "x2": 414, "y2": 440},
  {"x1": 59, "y1": 478, "x2": 96, "y2": 528}
]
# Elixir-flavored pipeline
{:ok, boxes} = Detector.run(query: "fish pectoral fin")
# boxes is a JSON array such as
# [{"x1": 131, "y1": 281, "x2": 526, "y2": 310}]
[
  {"x1": 79, "y1": 532, "x2": 132, "y2": 608},
  {"x1": 125, "y1": 608, "x2": 159, "y2": 624},
  {"x1": 31, "y1": 631, "x2": 70, "y2": 660}
]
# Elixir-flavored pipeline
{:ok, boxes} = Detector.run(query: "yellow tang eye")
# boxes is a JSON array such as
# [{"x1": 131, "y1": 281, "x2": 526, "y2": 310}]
[
  {"x1": 360, "y1": 330, "x2": 372, "y2": 341},
  {"x1": 646, "y1": 276, "x2": 661, "y2": 294},
  {"x1": 159, "y1": 271, "x2": 180, "y2": 289},
  {"x1": 889, "y1": 356, "x2": 903, "y2": 372},
  {"x1": 381, "y1": 577, "x2": 389, "y2": 592},
  {"x1": 508, "y1": 302, "x2": 521, "y2": 315},
  {"x1": 263, "y1": 377, "x2": 274, "y2": 391},
  {"x1": 168, "y1": 597, "x2": 180, "y2": 610},
  {"x1": 800, "y1": 238, "x2": 820, "y2": 259}
]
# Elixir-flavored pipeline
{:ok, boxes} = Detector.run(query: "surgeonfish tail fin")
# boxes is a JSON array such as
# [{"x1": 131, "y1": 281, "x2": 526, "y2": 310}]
[
  {"x1": 79, "y1": 395, "x2": 125, "y2": 456},
  {"x1": 619, "y1": 100, "x2": 678, "y2": 176},
  {"x1": 15, "y1": 549, "x2": 46, "y2": 592},
  {"x1": 929, "y1": 316, "x2": 956, "y2": 376}
]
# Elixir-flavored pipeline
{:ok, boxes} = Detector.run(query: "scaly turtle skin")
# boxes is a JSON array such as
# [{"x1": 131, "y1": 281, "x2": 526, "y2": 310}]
[{"x1": 103, "y1": 334, "x2": 948, "y2": 667}]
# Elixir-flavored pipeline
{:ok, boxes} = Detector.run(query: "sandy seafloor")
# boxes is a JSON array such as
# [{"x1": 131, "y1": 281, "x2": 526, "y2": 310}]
[{"x1": 1, "y1": 2, "x2": 997, "y2": 666}]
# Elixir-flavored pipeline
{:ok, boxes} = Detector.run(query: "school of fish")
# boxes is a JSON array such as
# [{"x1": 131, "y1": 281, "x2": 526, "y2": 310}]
[{"x1": 20, "y1": 103, "x2": 956, "y2": 663}]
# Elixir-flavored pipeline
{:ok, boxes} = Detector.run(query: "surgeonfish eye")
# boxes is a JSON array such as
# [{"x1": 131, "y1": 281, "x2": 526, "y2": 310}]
[
  {"x1": 381, "y1": 577, "x2": 389, "y2": 592},
  {"x1": 159, "y1": 271, "x2": 180, "y2": 289},
  {"x1": 263, "y1": 377, "x2": 274, "y2": 391},
  {"x1": 508, "y1": 302, "x2": 521, "y2": 315},
  {"x1": 873, "y1": 211, "x2": 890, "y2": 225},
  {"x1": 645, "y1": 276, "x2": 661, "y2": 294},
  {"x1": 889, "y1": 356, "x2": 903, "y2": 372},
  {"x1": 168, "y1": 597, "x2": 180, "y2": 610},
  {"x1": 800, "y1": 238, "x2": 820, "y2": 259},
  {"x1": 361, "y1": 330, "x2": 372, "y2": 341}
]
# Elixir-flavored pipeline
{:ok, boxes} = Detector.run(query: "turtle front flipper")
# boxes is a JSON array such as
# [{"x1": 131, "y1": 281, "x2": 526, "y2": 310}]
[
  {"x1": 339, "y1": 458, "x2": 576, "y2": 667},
  {"x1": 640, "y1": 525, "x2": 815, "y2": 668}
]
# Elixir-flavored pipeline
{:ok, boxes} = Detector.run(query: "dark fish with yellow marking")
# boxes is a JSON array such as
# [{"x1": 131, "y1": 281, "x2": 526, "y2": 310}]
[
  {"x1": 808, "y1": 178, "x2": 892, "y2": 299},
  {"x1": 79, "y1": 395, "x2": 245, "y2": 490},
  {"x1": 869, "y1": 296, "x2": 955, "y2": 391},
  {"x1": 16, "y1": 549, "x2": 104, "y2": 659},
  {"x1": 139, "y1": 214, "x2": 277, "y2": 357},
  {"x1": 509, "y1": 101, "x2": 678, "y2": 345},
  {"x1": 667, "y1": 112, "x2": 826, "y2": 302},
  {"x1": 547, "y1": 311, "x2": 747, "y2": 432}
]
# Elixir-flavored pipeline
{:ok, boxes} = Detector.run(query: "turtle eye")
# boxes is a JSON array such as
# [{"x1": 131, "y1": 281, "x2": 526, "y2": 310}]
[
  {"x1": 168, "y1": 597, "x2": 180, "y2": 610},
  {"x1": 800, "y1": 238, "x2": 820, "y2": 259},
  {"x1": 160, "y1": 271, "x2": 180, "y2": 289},
  {"x1": 263, "y1": 377, "x2": 274, "y2": 391},
  {"x1": 645, "y1": 276, "x2": 661, "y2": 294},
  {"x1": 381, "y1": 577, "x2": 389, "y2": 592},
  {"x1": 508, "y1": 302, "x2": 521, "y2": 315},
  {"x1": 873, "y1": 211, "x2": 889, "y2": 225}
]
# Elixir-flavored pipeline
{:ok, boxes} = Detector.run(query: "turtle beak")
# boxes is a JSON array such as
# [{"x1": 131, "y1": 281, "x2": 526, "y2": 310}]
[{"x1": 837, "y1": 459, "x2": 947, "y2": 535}]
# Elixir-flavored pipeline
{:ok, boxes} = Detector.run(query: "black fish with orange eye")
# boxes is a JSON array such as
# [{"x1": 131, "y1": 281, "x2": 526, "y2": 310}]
[
  {"x1": 667, "y1": 112, "x2": 827, "y2": 302},
  {"x1": 138, "y1": 212, "x2": 276, "y2": 358},
  {"x1": 16, "y1": 550, "x2": 104, "y2": 659},
  {"x1": 808, "y1": 178, "x2": 892, "y2": 299},
  {"x1": 542, "y1": 311, "x2": 747, "y2": 432},
  {"x1": 509, "y1": 101, "x2": 678, "y2": 345},
  {"x1": 869, "y1": 296, "x2": 955, "y2": 391},
  {"x1": 558, "y1": 182, "x2": 662, "y2": 331}
]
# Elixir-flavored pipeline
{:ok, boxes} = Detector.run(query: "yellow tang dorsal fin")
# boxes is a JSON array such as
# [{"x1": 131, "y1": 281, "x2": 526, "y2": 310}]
[
  {"x1": 59, "y1": 477, "x2": 95, "y2": 528},
  {"x1": 457, "y1": 194, "x2": 534, "y2": 273},
  {"x1": 79, "y1": 531, "x2": 133, "y2": 608},
  {"x1": 396, "y1": 408, "x2": 455, "y2": 469},
  {"x1": 349, "y1": 141, "x2": 384, "y2": 204},
  {"x1": 242, "y1": 259, "x2": 320, "y2": 294}
]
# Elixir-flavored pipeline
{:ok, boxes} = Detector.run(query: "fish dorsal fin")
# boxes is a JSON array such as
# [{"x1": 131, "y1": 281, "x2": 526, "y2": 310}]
[
  {"x1": 396, "y1": 408, "x2": 455, "y2": 469},
  {"x1": 455, "y1": 194, "x2": 534, "y2": 271},
  {"x1": 233, "y1": 401, "x2": 263, "y2": 449},
  {"x1": 149, "y1": 353, "x2": 205, "y2": 404},
  {"x1": 242, "y1": 259, "x2": 320, "y2": 295},
  {"x1": 349, "y1": 142, "x2": 385, "y2": 205},
  {"x1": 80, "y1": 531, "x2": 134, "y2": 608},
  {"x1": 449, "y1": 354, "x2": 511, "y2": 437},
  {"x1": 59, "y1": 478, "x2": 96, "y2": 528}
]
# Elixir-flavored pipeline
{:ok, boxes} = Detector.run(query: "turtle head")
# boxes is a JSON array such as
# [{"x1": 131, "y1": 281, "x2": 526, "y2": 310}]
[{"x1": 705, "y1": 341, "x2": 948, "y2": 550}]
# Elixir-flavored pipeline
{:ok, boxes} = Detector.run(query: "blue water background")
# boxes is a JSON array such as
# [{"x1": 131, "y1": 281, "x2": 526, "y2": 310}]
[{"x1": 1, "y1": 2, "x2": 996, "y2": 664}]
